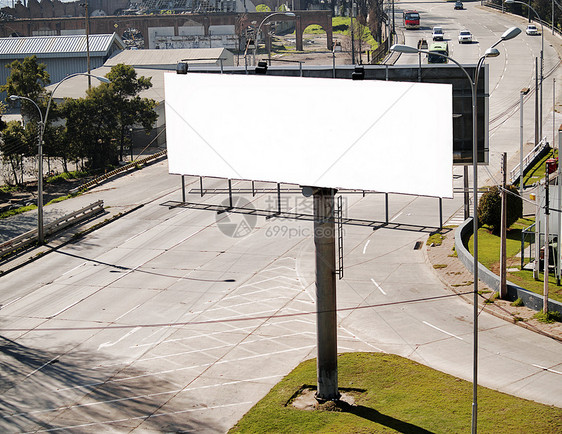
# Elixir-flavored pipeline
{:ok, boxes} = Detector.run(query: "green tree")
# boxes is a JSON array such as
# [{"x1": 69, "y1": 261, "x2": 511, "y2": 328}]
[
  {"x1": 0, "y1": 120, "x2": 27, "y2": 185},
  {"x1": 0, "y1": 55, "x2": 50, "y2": 123},
  {"x1": 104, "y1": 64, "x2": 157, "y2": 161},
  {"x1": 478, "y1": 185, "x2": 523, "y2": 233},
  {"x1": 61, "y1": 64, "x2": 157, "y2": 170},
  {"x1": 256, "y1": 4, "x2": 272, "y2": 12},
  {"x1": 62, "y1": 91, "x2": 119, "y2": 170}
]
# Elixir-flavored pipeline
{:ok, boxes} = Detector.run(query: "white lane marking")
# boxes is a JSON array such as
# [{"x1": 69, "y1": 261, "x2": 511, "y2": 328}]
[
  {"x1": 338, "y1": 325, "x2": 386, "y2": 352},
  {"x1": 22, "y1": 356, "x2": 60, "y2": 381},
  {"x1": 34, "y1": 401, "x2": 254, "y2": 432},
  {"x1": 62, "y1": 262, "x2": 86, "y2": 276},
  {"x1": 422, "y1": 321, "x2": 463, "y2": 340},
  {"x1": 6, "y1": 375, "x2": 281, "y2": 421},
  {"x1": 390, "y1": 211, "x2": 403, "y2": 222},
  {"x1": 115, "y1": 304, "x2": 141, "y2": 321},
  {"x1": 532, "y1": 364, "x2": 562, "y2": 375},
  {"x1": 58, "y1": 345, "x2": 315, "y2": 392},
  {"x1": 371, "y1": 278, "x2": 387, "y2": 295},
  {"x1": 98, "y1": 327, "x2": 141, "y2": 351},
  {"x1": 132, "y1": 324, "x2": 257, "y2": 348},
  {"x1": 1, "y1": 296, "x2": 21, "y2": 308},
  {"x1": 49, "y1": 300, "x2": 81, "y2": 318},
  {"x1": 362, "y1": 240, "x2": 370, "y2": 254}
]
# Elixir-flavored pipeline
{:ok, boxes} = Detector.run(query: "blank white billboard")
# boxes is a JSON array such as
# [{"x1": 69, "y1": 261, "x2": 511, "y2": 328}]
[{"x1": 165, "y1": 73, "x2": 453, "y2": 198}]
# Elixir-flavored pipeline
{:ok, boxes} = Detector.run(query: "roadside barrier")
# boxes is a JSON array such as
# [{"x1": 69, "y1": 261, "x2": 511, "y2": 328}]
[
  {"x1": 69, "y1": 150, "x2": 167, "y2": 194},
  {"x1": 0, "y1": 200, "x2": 104, "y2": 257},
  {"x1": 455, "y1": 217, "x2": 562, "y2": 315}
]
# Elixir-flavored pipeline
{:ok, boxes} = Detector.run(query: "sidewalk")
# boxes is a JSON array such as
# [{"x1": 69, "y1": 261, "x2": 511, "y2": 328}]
[{"x1": 426, "y1": 229, "x2": 562, "y2": 341}]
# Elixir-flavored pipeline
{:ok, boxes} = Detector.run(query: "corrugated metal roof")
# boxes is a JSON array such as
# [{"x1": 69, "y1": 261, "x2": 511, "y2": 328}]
[
  {"x1": 105, "y1": 47, "x2": 233, "y2": 67},
  {"x1": 0, "y1": 33, "x2": 125, "y2": 58}
]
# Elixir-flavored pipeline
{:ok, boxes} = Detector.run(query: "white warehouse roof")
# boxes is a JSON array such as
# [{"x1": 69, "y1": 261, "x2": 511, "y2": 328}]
[{"x1": 0, "y1": 33, "x2": 125, "y2": 59}]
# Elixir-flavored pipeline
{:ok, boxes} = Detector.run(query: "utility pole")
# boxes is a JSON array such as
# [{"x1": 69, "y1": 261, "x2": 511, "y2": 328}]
[
  {"x1": 544, "y1": 164, "x2": 550, "y2": 314},
  {"x1": 313, "y1": 187, "x2": 339, "y2": 401},
  {"x1": 85, "y1": 0, "x2": 91, "y2": 89},
  {"x1": 500, "y1": 153, "x2": 507, "y2": 298},
  {"x1": 535, "y1": 57, "x2": 539, "y2": 145}
]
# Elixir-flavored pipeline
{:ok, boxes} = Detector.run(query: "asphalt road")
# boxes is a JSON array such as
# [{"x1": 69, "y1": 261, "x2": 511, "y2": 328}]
[{"x1": 0, "y1": 4, "x2": 561, "y2": 433}]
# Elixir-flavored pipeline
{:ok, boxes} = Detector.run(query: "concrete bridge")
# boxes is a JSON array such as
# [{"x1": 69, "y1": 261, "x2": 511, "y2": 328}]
[{"x1": 0, "y1": 11, "x2": 333, "y2": 51}]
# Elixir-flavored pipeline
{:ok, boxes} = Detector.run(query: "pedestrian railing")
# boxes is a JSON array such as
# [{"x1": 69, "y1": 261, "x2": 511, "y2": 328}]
[{"x1": 509, "y1": 137, "x2": 549, "y2": 184}]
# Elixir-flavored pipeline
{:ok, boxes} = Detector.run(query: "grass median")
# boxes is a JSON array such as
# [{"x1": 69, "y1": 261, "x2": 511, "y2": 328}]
[{"x1": 230, "y1": 352, "x2": 561, "y2": 433}]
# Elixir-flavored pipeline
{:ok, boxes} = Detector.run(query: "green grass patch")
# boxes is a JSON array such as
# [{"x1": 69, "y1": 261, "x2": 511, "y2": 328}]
[
  {"x1": 0, "y1": 184, "x2": 18, "y2": 194},
  {"x1": 520, "y1": 149, "x2": 558, "y2": 187},
  {"x1": 0, "y1": 204, "x2": 37, "y2": 219},
  {"x1": 229, "y1": 353, "x2": 562, "y2": 433},
  {"x1": 433, "y1": 264, "x2": 447, "y2": 269},
  {"x1": 46, "y1": 170, "x2": 89, "y2": 184},
  {"x1": 533, "y1": 310, "x2": 562, "y2": 323},
  {"x1": 499, "y1": 268, "x2": 562, "y2": 303},
  {"x1": 466, "y1": 217, "x2": 562, "y2": 303},
  {"x1": 427, "y1": 232, "x2": 445, "y2": 246},
  {"x1": 511, "y1": 297, "x2": 524, "y2": 307},
  {"x1": 467, "y1": 225, "x2": 524, "y2": 269}
]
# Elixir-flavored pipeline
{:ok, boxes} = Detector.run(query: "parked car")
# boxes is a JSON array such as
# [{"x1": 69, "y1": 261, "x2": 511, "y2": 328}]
[
  {"x1": 526, "y1": 24, "x2": 539, "y2": 35},
  {"x1": 432, "y1": 26, "x2": 444, "y2": 41},
  {"x1": 458, "y1": 30, "x2": 473, "y2": 44},
  {"x1": 454, "y1": 1, "x2": 463, "y2": 9}
]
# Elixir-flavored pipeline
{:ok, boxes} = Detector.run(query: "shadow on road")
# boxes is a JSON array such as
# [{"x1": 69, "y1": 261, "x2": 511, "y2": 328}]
[{"x1": 0, "y1": 335, "x2": 220, "y2": 432}]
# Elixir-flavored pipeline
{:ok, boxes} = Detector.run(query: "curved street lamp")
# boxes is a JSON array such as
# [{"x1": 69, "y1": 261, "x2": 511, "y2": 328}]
[
  {"x1": 505, "y1": 0, "x2": 544, "y2": 141},
  {"x1": 253, "y1": 12, "x2": 295, "y2": 66},
  {"x1": 391, "y1": 25, "x2": 521, "y2": 434},
  {"x1": 9, "y1": 72, "x2": 110, "y2": 244}
]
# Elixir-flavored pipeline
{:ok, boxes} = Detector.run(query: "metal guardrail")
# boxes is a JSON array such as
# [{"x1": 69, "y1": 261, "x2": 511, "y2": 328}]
[
  {"x1": 70, "y1": 150, "x2": 167, "y2": 194},
  {"x1": 509, "y1": 137, "x2": 549, "y2": 183},
  {"x1": 483, "y1": 1, "x2": 562, "y2": 38},
  {"x1": 0, "y1": 200, "x2": 104, "y2": 257}
]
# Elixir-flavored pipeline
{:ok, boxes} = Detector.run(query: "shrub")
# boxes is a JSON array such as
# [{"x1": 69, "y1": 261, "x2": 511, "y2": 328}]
[{"x1": 477, "y1": 185, "x2": 522, "y2": 233}]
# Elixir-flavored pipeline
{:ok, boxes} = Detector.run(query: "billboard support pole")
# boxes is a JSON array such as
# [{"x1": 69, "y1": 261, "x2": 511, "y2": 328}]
[{"x1": 313, "y1": 187, "x2": 339, "y2": 401}]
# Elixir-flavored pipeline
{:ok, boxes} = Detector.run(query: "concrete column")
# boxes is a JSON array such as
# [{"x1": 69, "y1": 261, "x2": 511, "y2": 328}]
[
  {"x1": 295, "y1": 16, "x2": 303, "y2": 51},
  {"x1": 313, "y1": 187, "x2": 339, "y2": 401}
]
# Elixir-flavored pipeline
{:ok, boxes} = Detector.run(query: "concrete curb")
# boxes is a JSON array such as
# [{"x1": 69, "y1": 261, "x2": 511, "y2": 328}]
[
  {"x1": 455, "y1": 218, "x2": 562, "y2": 315},
  {"x1": 423, "y1": 228, "x2": 562, "y2": 342}
]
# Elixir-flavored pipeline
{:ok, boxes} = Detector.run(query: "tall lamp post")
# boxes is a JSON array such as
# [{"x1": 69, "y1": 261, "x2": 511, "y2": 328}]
[
  {"x1": 9, "y1": 72, "x2": 110, "y2": 244},
  {"x1": 254, "y1": 12, "x2": 295, "y2": 66},
  {"x1": 9, "y1": 95, "x2": 44, "y2": 243},
  {"x1": 391, "y1": 26, "x2": 521, "y2": 434},
  {"x1": 505, "y1": 0, "x2": 544, "y2": 141}
]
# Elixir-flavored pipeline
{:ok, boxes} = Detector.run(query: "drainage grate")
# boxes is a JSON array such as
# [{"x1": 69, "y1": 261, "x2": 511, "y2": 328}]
[{"x1": 413, "y1": 241, "x2": 423, "y2": 250}]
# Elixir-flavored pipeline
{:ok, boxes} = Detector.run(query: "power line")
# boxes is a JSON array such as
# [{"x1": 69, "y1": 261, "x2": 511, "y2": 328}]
[{"x1": 0, "y1": 291, "x2": 474, "y2": 333}]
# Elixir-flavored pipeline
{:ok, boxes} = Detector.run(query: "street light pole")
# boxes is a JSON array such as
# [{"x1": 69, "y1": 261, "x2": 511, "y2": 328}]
[
  {"x1": 9, "y1": 95, "x2": 44, "y2": 243},
  {"x1": 254, "y1": 12, "x2": 295, "y2": 67},
  {"x1": 9, "y1": 72, "x2": 109, "y2": 244},
  {"x1": 391, "y1": 26, "x2": 521, "y2": 433}
]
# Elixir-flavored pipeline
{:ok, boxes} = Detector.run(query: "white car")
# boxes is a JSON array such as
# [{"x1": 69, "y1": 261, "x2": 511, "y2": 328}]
[
  {"x1": 458, "y1": 30, "x2": 473, "y2": 44},
  {"x1": 526, "y1": 24, "x2": 539, "y2": 35},
  {"x1": 432, "y1": 26, "x2": 444, "y2": 41}
]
